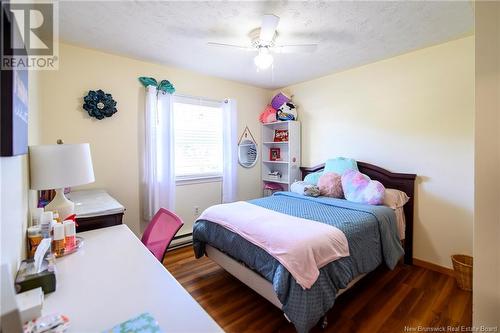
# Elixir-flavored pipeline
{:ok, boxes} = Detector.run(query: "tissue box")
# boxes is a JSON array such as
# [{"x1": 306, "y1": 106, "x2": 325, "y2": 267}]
[{"x1": 15, "y1": 259, "x2": 56, "y2": 294}]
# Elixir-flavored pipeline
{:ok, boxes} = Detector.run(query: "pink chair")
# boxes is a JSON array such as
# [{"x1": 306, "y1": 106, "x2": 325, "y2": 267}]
[{"x1": 141, "y1": 208, "x2": 184, "y2": 262}]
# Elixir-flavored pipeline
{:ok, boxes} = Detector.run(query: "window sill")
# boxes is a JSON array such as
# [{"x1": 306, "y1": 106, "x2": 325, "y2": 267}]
[{"x1": 176, "y1": 176, "x2": 222, "y2": 186}]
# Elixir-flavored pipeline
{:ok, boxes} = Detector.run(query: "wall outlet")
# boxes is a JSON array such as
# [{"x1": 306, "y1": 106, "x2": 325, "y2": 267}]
[{"x1": 194, "y1": 206, "x2": 200, "y2": 217}]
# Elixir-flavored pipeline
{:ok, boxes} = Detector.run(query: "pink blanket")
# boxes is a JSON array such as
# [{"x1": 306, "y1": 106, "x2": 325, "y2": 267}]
[{"x1": 199, "y1": 201, "x2": 349, "y2": 289}]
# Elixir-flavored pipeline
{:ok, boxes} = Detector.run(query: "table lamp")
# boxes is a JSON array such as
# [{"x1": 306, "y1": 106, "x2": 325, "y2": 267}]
[{"x1": 29, "y1": 143, "x2": 95, "y2": 219}]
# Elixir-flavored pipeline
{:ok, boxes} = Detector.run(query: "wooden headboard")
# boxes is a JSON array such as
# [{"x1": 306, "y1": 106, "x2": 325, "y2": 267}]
[{"x1": 300, "y1": 162, "x2": 417, "y2": 265}]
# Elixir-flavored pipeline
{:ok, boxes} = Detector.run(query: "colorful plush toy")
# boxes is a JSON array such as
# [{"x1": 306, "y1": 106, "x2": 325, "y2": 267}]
[
  {"x1": 271, "y1": 91, "x2": 291, "y2": 110},
  {"x1": 277, "y1": 102, "x2": 297, "y2": 121},
  {"x1": 318, "y1": 172, "x2": 344, "y2": 198},
  {"x1": 341, "y1": 170, "x2": 385, "y2": 205},
  {"x1": 259, "y1": 105, "x2": 277, "y2": 123}
]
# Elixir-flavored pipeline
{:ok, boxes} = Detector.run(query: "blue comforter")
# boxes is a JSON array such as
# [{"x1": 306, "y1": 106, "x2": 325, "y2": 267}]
[{"x1": 193, "y1": 192, "x2": 404, "y2": 332}]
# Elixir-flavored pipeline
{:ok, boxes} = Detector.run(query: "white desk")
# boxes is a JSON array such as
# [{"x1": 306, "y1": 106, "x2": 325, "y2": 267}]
[{"x1": 43, "y1": 225, "x2": 223, "y2": 332}]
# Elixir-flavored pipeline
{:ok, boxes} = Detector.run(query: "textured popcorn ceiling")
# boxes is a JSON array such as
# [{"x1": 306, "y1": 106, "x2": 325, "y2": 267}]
[{"x1": 59, "y1": 1, "x2": 474, "y2": 89}]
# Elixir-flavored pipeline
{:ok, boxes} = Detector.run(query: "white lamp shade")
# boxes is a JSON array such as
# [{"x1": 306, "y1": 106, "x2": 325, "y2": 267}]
[{"x1": 29, "y1": 143, "x2": 95, "y2": 190}]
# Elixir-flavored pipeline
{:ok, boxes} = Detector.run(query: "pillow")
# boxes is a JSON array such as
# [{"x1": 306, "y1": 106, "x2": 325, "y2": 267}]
[
  {"x1": 324, "y1": 157, "x2": 358, "y2": 175},
  {"x1": 303, "y1": 171, "x2": 323, "y2": 186},
  {"x1": 291, "y1": 181, "x2": 320, "y2": 197},
  {"x1": 341, "y1": 170, "x2": 385, "y2": 205},
  {"x1": 383, "y1": 189, "x2": 410, "y2": 209},
  {"x1": 317, "y1": 172, "x2": 344, "y2": 198}
]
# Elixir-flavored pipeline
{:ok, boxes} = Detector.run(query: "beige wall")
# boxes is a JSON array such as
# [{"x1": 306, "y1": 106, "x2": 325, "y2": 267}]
[
  {"x1": 175, "y1": 181, "x2": 222, "y2": 237},
  {"x1": 0, "y1": 70, "x2": 41, "y2": 277},
  {"x1": 38, "y1": 43, "x2": 270, "y2": 235},
  {"x1": 279, "y1": 37, "x2": 474, "y2": 268},
  {"x1": 473, "y1": 2, "x2": 500, "y2": 326}
]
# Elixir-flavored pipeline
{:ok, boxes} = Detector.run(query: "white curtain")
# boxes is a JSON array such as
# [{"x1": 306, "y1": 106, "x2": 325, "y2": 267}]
[
  {"x1": 222, "y1": 99, "x2": 238, "y2": 203},
  {"x1": 142, "y1": 86, "x2": 175, "y2": 221}
]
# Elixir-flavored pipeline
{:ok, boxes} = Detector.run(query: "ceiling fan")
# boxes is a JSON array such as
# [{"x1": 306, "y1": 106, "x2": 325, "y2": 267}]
[{"x1": 208, "y1": 14, "x2": 318, "y2": 70}]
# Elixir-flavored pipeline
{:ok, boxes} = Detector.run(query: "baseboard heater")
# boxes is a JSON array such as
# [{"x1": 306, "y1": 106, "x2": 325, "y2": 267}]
[{"x1": 168, "y1": 233, "x2": 193, "y2": 250}]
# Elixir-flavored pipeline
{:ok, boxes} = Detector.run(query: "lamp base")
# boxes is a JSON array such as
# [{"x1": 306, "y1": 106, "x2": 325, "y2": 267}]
[{"x1": 44, "y1": 189, "x2": 75, "y2": 220}]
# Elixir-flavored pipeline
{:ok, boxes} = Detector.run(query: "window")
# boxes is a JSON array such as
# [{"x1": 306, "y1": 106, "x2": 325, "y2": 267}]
[{"x1": 173, "y1": 96, "x2": 223, "y2": 180}]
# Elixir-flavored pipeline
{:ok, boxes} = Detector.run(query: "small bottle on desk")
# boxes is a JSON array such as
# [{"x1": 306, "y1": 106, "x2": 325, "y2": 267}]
[
  {"x1": 40, "y1": 211, "x2": 53, "y2": 239},
  {"x1": 27, "y1": 225, "x2": 42, "y2": 258},
  {"x1": 53, "y1": 210, "x2": 61, "y2": 223},
  {"x1": 64, "y1": 220, "x2": 76, "y2": 251},
  {"x1": 52, "y1": 223, "x2": 65, "y2": 257}
]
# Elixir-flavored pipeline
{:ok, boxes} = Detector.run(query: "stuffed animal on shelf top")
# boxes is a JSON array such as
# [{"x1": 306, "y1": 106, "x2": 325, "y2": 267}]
[
  {"x1": 277, "y1": 101, "x2": 297, "y2": 121},
  {"x1": 271, "y1": 92, "x2": 291, "y2": 110},
  {"x1": 269, "y1": 91, "x2": 297, "y2": 121},
  {"x1": 259, "y1": 105, "x2": 277, "y2": 123}
]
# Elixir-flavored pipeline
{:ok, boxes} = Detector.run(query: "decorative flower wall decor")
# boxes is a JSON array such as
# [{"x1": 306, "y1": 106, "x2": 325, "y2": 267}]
[
  {"x1": 138, "y1": 77, "x2": 175, "y2": 94},
  {"x1": 82, "y1": 89, "x2": 118, "y2": 120}
]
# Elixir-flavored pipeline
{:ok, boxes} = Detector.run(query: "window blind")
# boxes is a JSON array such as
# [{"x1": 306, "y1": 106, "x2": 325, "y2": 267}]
[{"x1": 173, "y1": 96, "x2": 223, "y2": 179}]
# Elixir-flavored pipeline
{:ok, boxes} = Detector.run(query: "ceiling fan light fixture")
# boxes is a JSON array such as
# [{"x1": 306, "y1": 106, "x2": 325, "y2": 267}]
[{"x1": 254, "y1": 47, "x2": 273, "y2": 70}]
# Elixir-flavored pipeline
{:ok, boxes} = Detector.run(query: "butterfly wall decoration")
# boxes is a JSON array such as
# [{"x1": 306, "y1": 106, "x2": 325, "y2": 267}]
[{"x1": 138, "y1": 77, "x2": 175, "y2": 94}]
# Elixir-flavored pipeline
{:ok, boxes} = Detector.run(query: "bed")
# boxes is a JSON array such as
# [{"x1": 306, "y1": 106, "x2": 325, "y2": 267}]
[{"x1": 192, "y1": 161, "x2": 416, "y2": 332}]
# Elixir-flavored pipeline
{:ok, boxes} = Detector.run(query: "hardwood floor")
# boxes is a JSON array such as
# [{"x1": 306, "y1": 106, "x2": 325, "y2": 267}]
[{"x1": 163, "y1": 246, "x2": 472, "y2": 333}]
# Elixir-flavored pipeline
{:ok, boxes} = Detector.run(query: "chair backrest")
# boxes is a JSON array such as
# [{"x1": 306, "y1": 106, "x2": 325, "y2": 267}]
[{"x1": 141, "y1": 208, "x2": 184, "y2": 262}]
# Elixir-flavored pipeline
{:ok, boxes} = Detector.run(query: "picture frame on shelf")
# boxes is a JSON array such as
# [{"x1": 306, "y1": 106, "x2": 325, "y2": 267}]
[
  {"x1": 270, "y1": 148, "x2": 281, "y2": 161},
  {"x1": 273, "y1": 129, "x2": 289, "y2": 142}
]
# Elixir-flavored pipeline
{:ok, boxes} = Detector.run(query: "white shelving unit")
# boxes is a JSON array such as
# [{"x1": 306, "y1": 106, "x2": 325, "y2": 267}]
[{"x1": 261, "y1": 121, "x2": 301, "y2": 195}]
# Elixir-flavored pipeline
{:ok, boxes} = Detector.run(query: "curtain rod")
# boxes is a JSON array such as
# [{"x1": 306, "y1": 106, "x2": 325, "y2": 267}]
[{"x1": 173, "y1": 93, "x2": 227, "y2": 104}]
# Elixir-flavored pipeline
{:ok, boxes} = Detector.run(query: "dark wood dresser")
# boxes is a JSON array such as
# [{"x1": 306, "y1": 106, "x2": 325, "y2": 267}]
[{"x1": 67, "y1": 189, "x2": 125, "y2": 233}]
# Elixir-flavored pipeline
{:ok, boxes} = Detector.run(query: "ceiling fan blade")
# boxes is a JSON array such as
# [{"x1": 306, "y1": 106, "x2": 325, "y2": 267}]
[
  {"x1": 207, "y1": 42, "x2": 255, "y2": 51},
  {"x1": 274, "y1": 44, "x2": 318, "y2": 54},
  {"x1": 259, "y1": 14, "x2": 280, "y2": 43}
]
